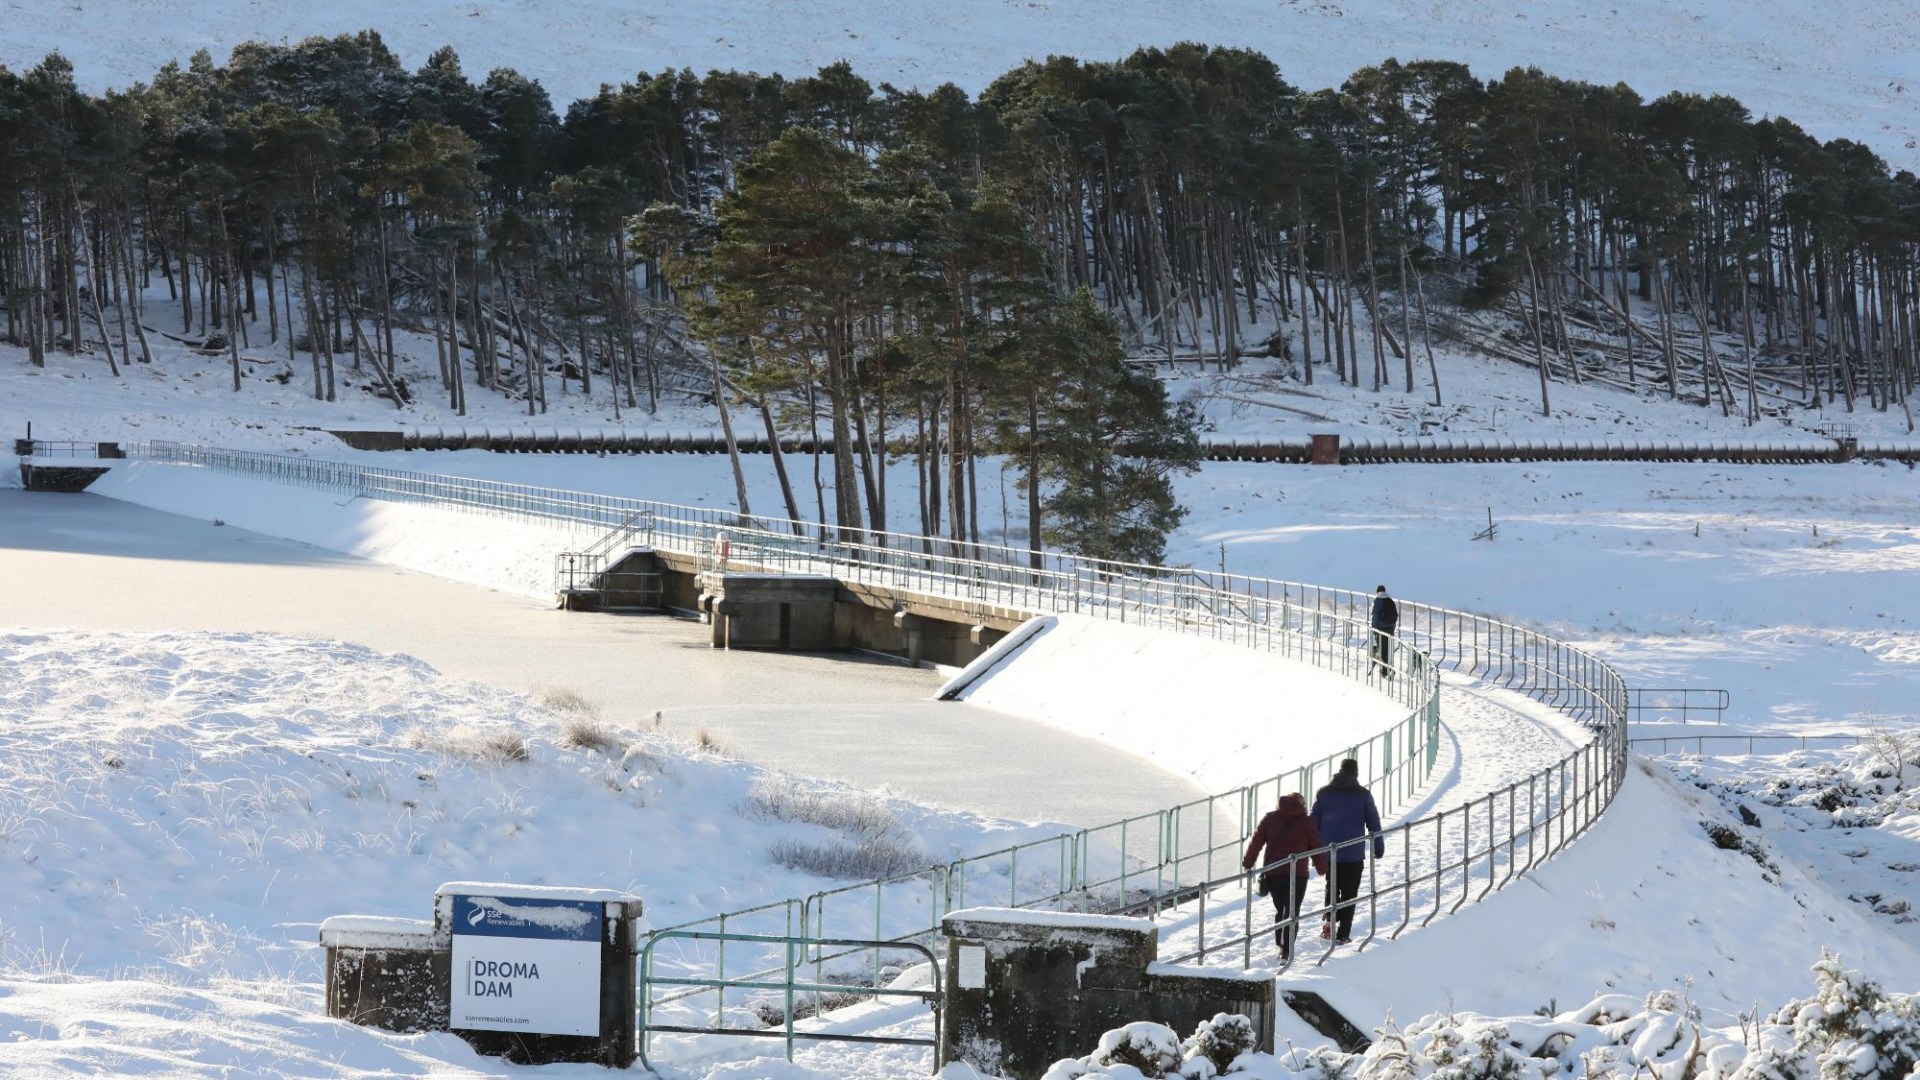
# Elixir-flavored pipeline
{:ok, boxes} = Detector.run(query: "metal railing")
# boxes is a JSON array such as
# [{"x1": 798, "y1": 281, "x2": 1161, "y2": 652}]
[
  {"x1": 637, "y1": 932, "x2": 941, "y2": 1072},
  {"x1": 1629, "y1": 733, "x2": 1863, "y2": 755},
  {"x1": 1627, "y1": 688, "x2": 1731, "y2": 725},
  {"x1": 14, "y1": 438, "x2": 128, "y2": 460},
  {"x1": 554, "y1": 509, "x2": 657, "y2": 601},
  {"x1": 126, "y1": 443, "x2": 1627, "y2": 1001},
  {"x1": 1158, "y1": 717, "x2": 1616, "y2": 969}
]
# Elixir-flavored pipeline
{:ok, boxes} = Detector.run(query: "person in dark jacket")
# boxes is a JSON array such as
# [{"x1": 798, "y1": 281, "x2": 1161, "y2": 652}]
[
  {"x1": 1369, "y1": 585, "x2": 1399, "y2": 678},
  {"x1": 1241, "y1": 792, "x2": 1328, "y2": 959},
  {"x1": 1311, "y1": 758, "x2": 1384, "y2": 943}
]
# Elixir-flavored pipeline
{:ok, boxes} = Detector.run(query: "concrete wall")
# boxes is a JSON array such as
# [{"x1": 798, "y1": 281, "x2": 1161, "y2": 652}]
[
  {"x1": 941, "y1": 908, "x2": 1275, "y2": 1080},
  {"x1": 320, "y1": 921, "x2": 449, "y2": 1034},
  {"x1": 564, "y1": 554, "x2": 1020, "y2": 666},
  {"x1": 693, "y1": 570, "x2": 1010, "y2": 667}
]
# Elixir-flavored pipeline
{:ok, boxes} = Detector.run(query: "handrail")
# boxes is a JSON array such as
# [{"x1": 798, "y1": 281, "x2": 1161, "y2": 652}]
[
  {"x1": 636, "y1": 931, "x2": 941, "y2": 1072},
  {"x1": 1627, "y1": 687, "x2": 1731, "y2": 725},
  {"x1": 1629, "y1": 733, "x2": 1862, "y2": 755},
  {"x1": 125, "y1": 441, "x2": 1628, "y2": 986}
]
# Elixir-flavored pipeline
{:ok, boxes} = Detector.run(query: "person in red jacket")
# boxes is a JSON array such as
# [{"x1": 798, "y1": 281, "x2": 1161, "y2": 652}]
[{"x1": 1241, "y1": 792, "x2": 1329, "y2": 960}]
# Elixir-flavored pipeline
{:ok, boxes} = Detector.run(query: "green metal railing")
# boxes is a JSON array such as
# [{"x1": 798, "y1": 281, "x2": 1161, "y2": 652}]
[{"x1": 637, "y1": 931, "x2": 941, "y2": 1072}]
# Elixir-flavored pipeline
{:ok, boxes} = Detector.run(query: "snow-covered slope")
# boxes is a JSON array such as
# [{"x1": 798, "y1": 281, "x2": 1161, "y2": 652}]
[
  {"x1": 951, "y1": 613, "x2": 1407, "y2": 791},
  {"x1": 5, "y1": 0, "x2": 1917, "y2": 171},
  {"x1": 0, "y1": 628, "x2": 1062, "y2": 978},
  {"x1": 1282, "y1": 759, "x2": 1920, "y2": 1031}
]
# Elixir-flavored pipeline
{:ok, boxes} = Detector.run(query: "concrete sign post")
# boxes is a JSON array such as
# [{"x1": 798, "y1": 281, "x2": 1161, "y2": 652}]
[{"x1": 322, "y1": 883, "x2": 641, "y2": 1067}]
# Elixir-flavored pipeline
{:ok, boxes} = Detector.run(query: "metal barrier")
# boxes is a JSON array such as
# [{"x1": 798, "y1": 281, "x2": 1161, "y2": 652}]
[
  {"x1": 1630, "y1": 734, "x2": 1863, "y2": 755},
  {"x1": 1627, "y1": 687, "x2": 1731, "y2": 725},
  {"x1": 125, "y1": 443, "x2": 1628, "y2": 997},
  {"x1": 554, "y1": 509, "x2": 655, "y2": 601},
  {"x1": 15, "y1": 438, "x2": 128, "y2": 459},
  {"x1": 636, "y1": 931, "x2": 941, "y2": 1072}
]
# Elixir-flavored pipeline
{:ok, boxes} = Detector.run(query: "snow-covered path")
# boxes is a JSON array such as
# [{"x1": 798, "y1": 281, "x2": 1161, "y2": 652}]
[
  {"x1": 1151, "y1": 671, "x2": 1588, "y2": 970},
  {"x1": 1396, "y1": 674, "x2": 1593, "y2": 828}
]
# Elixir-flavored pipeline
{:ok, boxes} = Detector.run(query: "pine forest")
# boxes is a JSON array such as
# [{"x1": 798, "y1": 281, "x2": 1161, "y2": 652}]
[{"x1": 2, "y1": 35, "x2": 1917, "y2": 561}]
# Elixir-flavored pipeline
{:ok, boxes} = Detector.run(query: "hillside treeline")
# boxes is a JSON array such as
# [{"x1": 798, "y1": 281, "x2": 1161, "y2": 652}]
[{"x1": 0, "y1": 36, "x2": 1915, "y2": 559}]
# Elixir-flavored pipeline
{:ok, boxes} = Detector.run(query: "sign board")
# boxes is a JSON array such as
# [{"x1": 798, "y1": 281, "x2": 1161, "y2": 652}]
[
  {"x1": 957, "y1": 945, "x2": 987, "y2": 990},
  {"x1": 450, "y1": 893, "x2": 604, "y2": 1037}
]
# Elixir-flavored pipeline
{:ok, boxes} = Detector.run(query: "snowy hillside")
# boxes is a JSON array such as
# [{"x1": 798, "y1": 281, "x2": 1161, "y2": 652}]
[
  {"x1": 5, "y1": 0, "x2": 1918, "y2": 171},
  {"x1": 0, "y1": 628, "x2": 1068, "y2": 973}
]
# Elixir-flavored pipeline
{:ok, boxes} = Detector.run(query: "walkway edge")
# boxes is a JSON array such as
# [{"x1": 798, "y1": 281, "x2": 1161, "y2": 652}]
[{"x1": 935, "y1": 615, "x2": 1056, "y2": 701}]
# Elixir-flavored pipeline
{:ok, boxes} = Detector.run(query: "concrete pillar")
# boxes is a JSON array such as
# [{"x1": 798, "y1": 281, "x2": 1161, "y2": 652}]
[
  {"x1": 320, "y1": 916, "x2": 448, "y2": 1033},
  {"x1": 1310, "y1": 433, "x2": 1341, "y2": 465},
  {"x1": 941, "y1": 908, "x2": 1275, "y2": 1080},
  {"x1": 893, "y1": 610, "x2": 925, "y2": 665}
]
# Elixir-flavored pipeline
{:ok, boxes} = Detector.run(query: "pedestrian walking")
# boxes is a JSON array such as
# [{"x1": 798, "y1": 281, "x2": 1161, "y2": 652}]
[
  {"x1": 1370, "y1": 585, "x2": 1399, "y2": 678},
  {"x1": 1241, "y1": 792, "x2": 1328, "y2": 960},
  {"x1": 1311, "y1": 758, "x2": 1384, "y2": 943}
]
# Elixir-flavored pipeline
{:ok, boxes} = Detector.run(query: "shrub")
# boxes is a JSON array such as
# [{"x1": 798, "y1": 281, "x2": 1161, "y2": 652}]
[
  {"x1": 1187, "y1": 1013, "x2": 1258, "y2": 1073},
  {"x1": 1089, "y1": 1022, "x2": 1183, "y2": 1077},
  {"x1": 741, "y1": 774, "x2": 899, "y2": 838},
  {"x1": 766, "y1": 834, "x2": 928, "y2": 880},
  {"x1": 406, "y1": 724, "x2": 529, "y2": 764},
  {"x1": 557, "y1": 714, "x2": 622, "y2": 756}
]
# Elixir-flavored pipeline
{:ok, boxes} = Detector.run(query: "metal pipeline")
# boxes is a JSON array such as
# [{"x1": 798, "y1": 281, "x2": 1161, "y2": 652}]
[{"x1": 325, "y1": 429, "x2": 1920, "y2": 464}]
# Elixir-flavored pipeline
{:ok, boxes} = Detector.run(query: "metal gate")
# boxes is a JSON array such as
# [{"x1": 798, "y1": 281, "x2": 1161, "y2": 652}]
[{"x1": 637, "y1": 931, "x2": 942, "y2": 1073}]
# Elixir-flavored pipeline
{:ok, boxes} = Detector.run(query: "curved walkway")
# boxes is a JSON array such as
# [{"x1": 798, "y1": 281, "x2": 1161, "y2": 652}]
[
  {"x1": 0, "y1": 490, "x2": 1207, "y2": 826},
  {"x1": 1395, "y1": 674, "x2": 1592, "y2": 827},
  {"x1": 1153, "y1": 672, "x2": 1587, "y2": 966}
]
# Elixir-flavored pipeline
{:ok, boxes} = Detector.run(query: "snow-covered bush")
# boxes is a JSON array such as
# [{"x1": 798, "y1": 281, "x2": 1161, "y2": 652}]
[
  {"x1": 1746, "y1": 954, "x2": 1920, "y2": 1080},
  {"x1": 1412, "y1": 1020, "x2": 1536, "y2": 1080},
  {"x1": 742, "y1": 773, "x2": 930, "y2": 880},
  {"x1": 1187, "y1": 1013, "x2": 1261, "y2": 1074},
  {"x1": 1042, "y1": 1021, "x2": 1186, "y2": 1078},
  {"x1": 1031, "y1": 960, "x2": 1920, "y2": 1080}
]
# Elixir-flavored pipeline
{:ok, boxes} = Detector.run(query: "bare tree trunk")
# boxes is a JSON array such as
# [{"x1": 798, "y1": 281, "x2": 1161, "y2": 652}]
[
  {"x1": 113, "y1": 221, "x2": 148, "y2": 365},
  {"x1": 1524, "y1": 244, "x2": 1553, "y2": 417},
  {"x1": 72, "y1": 194, "x2": 121, "y2": 377},
  {"x1": 759, "y1": 399, "x2": 803, "y2": 530},
  {"x1": 709, "y1": 351, "x2": 752, "y2": 518},
  {"x1": 1414, "y1": 261, "x2": 1441, "y2": 407}
]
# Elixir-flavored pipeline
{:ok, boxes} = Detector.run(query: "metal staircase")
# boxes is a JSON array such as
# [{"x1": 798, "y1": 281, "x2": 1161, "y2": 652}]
[{"x1": 555, "y1": 511, "x2": 664, "y2": 612}]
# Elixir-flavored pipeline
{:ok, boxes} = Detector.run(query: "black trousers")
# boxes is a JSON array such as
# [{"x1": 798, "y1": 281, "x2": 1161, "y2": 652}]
[
  {"x1": 1372, "y1": 631, "x2": 1394, "y2": 676},
  {"x1": 1264, "y1": 872, "x2": 1312, "y2": 957},
  {"x1": 1328, "y1": 860, "x2": 1364, "y2": 941}
]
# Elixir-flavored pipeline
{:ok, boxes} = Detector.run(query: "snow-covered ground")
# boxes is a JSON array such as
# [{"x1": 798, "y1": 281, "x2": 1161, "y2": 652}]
[
  {"x1": 0, "y1": 626, "x2": 1074, "y2": 1078},
  {"x1": 4, "y1": 294, "x2": 1920, "y2": 1075},
  {"x1": 4, "y1": 0, "x2": 1918, "y2": 174},
  {"x1": 951, "y1": 614, "x2": 1407, "y2": 792}
]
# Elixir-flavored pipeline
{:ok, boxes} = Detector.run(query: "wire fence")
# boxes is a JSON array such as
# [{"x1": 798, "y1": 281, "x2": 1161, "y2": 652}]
[{"x1": 126, "y1": 442, "x2": 1629, "y2": 1023}]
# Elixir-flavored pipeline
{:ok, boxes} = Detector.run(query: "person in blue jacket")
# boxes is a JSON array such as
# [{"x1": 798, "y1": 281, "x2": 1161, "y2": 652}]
[
  {"x1": 1370, "y1": 585, "x2": 1400, "y2": 678},
  {"x1": 1311, "y1": 757, "x2": 1384, "y2": 943}
]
